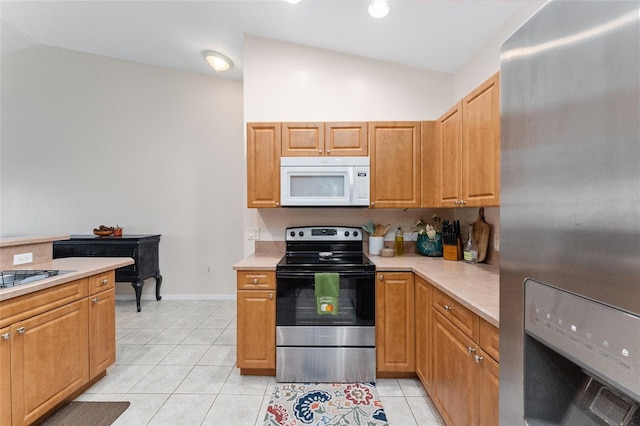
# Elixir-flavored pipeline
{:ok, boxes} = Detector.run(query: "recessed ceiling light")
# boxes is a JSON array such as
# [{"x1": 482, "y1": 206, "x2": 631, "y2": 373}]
[
  {"x1": 368, "y1": 0, "x2": 390, "y2": 18},
  {"x1": 203, "y1": 50, "x2": 233, "y2": 72},
  {"x1": 285, "y1": 0, "x2": 301, "y2": 4}
]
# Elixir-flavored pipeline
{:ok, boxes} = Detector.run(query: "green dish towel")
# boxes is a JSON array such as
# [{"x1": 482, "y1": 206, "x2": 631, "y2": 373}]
[{"x1": 315, "y1": 273, "x2": 339, "y2": 315}]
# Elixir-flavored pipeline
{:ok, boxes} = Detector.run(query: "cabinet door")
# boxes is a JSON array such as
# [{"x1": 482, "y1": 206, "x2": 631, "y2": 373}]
[
  {"x1": 431, "y1": 309, "x2": 478, "y2": 426},
  {"x1": 376, "y1": 272, "x2": 415, "y2": 373},
  {"x1": 11, "y1": 299, "x2": 89, "y2": 426},
  {"x1": 237, "y1": 290, "x2": 275, "y2": 371},
  {"x1": 281, "y1": 122, "x2": 324, "y2": 156},
  {"x1": 247, "y1": 122, "x2": 281, "y2": 208},
  {"x1": 325, "y1": 122, "x2": 368, "y2": 156},
  {"x1": 1, "y1": 327, "x2": 11, "y2": 426},
  {"x1": 420, "y1": 121, "x2": 438, "y2": 207},
  {"x1": 369, "y1": 122, "x2": 421, "y2": 208},
  {"x1": 462, "y1": 72, "x2": 500, "y2": 207},
  {"x1": 479, "y1": 350, "x2": 500, "y2": 426},
  {"x1": 437, "y1": 102, "x2": 463, "y2": 208},
  {"x1": 89, "y1": 288, "x2": 116, "y2": 380},
  {"x1": 414, "y1": 276, "x2": 431, "y2": 390}
]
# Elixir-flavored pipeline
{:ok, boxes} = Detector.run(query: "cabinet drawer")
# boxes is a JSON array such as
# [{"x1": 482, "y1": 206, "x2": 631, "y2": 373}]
[
  {"x1": 479, "y1": 319, "x2": 499, "y2": 362},
  {"x1": 0, "y1": 279, "x2": 88, "y2": 329},
  {"x1": 88, "y1": 271, "x2": 115, "y2": 295},
  {"x1": 432, "y1": 288, "x2": 479, "y2": 341},
  {"x1": 237, "y1": 271, "x2": 275, "y2": 290}
]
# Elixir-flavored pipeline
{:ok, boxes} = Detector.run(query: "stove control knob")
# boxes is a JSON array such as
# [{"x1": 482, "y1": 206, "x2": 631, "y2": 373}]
[
  {"x1": 299, "y1": 231, "x2": 304, "y2": 237},
  {"x1": 345, "y1": 231, "x2": 350, "y2": 237},
  {"x1": 290, "y1": 231, "x2": 295, "y2": 237},
  {"x1": 353, "y1": 231, "x2": 359, "y2": 237}
]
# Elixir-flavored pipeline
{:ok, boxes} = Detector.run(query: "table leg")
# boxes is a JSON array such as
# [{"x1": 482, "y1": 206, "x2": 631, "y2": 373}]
[
  {"x1": 131, "y1": 279, "x2": 144, "y2": 312},
  {"x1": 154, "y1": 272, "x2": 163, "y2": 301}
]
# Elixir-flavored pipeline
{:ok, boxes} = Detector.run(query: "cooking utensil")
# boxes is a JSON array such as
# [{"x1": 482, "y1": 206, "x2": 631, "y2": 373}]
[{"x1": 471, "y1": 208, "x2": 491, "y2": 262}]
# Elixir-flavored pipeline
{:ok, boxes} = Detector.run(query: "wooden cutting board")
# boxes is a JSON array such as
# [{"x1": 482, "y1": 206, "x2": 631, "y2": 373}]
[{"x1": 472, "y1": 208, "x2": 491, "y2": 263}]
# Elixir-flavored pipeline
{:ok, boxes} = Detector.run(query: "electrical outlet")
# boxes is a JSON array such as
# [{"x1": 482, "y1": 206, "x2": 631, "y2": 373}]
[
  {"x1": 247, "y1": 227, "x2": 260, "y2": 240},
  {"x1": 205, "y1": 266, "x2": 213, "y2": 274},
  {"x1": 13, "y1": 252, "x2": 33, "y2": 265},
  {"x1": 494, "y1": 233, "x2": 500, "y2": 251}
]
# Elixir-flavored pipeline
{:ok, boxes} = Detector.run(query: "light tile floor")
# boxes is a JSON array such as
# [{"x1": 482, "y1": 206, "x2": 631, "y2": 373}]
[{"x1": 78, "y1": 299, "x2": 445, "y2": 425}]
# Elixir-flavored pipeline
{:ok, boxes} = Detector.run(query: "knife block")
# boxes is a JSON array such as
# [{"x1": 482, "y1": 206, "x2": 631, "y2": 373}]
[{"x1": 443, "y1": 243, "x2": 462, "y2": 261}]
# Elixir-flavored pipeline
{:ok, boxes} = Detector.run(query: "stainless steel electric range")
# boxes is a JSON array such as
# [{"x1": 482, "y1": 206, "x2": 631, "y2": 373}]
[{"x1": 275, "y1": 226, "x2": 376, "y2": 383}]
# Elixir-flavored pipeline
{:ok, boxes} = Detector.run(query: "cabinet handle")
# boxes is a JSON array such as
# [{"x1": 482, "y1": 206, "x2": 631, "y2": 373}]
[
  {"x1": 326, "y1": 150, "x2": 331, "y2": 154},
  {"x1": 370, "y1": 201, "x2": 375, "y2": 206},
  {"x1": 467, "y1": 346, "x2": 476, "y2": 355},
  {"x1": 444, "y1": 304, "x2": 452, "y2": 312},
  {"x1": 474, "y1": 354, "x2": 484, "y2": 363},
  {"x1": 275, "y1": 202, "x2": 280, "y2": 207},
  {"x1": 101, "y1": 279, "x2": 109, "y2": 285},
  {"x1": 269, "y1": 293, "x2": 273, "y2": 299},
  {"x1": 378, "y1": 274, "x2": 384, "y2": 281},
  {"x1": 318, "y1": 150, "x2": 323, "y2": 154},
  {"x1": 253, "y1": 278, "x2": 258, "y2": 284},
  {"x1": 92, "y1": 298, "x2": 99, "y2": 304},
  {"x1": 1, "y1": 333, "x2": 10, "y2": 340},
  {"x1": 16, "y1": 327, "x2": 26, "y2": 334},
  {"x1": 460, "y1": 200, "x2": 467, "y2": 205}
]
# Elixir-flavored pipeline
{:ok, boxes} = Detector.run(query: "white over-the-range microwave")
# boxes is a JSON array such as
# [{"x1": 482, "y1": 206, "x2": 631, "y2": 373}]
[{"x1": 280, "y1": 157, "x2": 370, "y2": 207}]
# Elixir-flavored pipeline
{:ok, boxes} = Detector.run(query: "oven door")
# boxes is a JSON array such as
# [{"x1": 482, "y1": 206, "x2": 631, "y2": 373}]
[{"x1": 276, "y1": 270, "x2": 375, "y2": 327}]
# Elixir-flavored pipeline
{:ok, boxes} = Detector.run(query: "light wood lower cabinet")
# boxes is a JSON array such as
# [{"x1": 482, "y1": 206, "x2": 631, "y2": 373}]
[
  {"x1": 1, "y1": 326, "x2": 11, "y2": 426},
  {"x1": 0, "y1": 271, "x2": 117, "y2": 426},
  {"x1": 429, "y1": 286, "x2": 499, "y2": 426},
  {"x1": 414, "y1": 276, "x2": 431, "y2": 390},
  {"x1": 11, "y1": 299, "x2": 89, "y2": 426},
  {"x1": 376, "y1": 272, "x2": 415, "y2": 374},
  {"x1": 236, "y1": 271, "x2": 276, "y2": 374}
]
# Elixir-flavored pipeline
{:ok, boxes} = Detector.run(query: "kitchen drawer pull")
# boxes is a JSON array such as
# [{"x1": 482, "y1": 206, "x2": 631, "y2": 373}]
[
  {"x1": 378, "y1": 274, "x2": 384, "y2": 281},
  {"x1": 467, "y1": 346, "x2": 476, "y2": 355},
  {"x1": 474, "y1": 354, "x2": 484, "y2": 363},
  {"x1": 16, "y1": 327, "x2": 26, "y2": 334},
  {"x1": 101, "y1": 279, "x2": 109, "y2": 285},
  {"x1": 253, "y1": 278, "x2": 258, "y2": 284},
  {"x1": 444, "y1": 304, "x2": 452, "y2": 312},
  {"x1": 1, "y1": 333, "x2": 10, "y2": 340},
  {"x1": 92, "y1": 298, "x2": 99, "y2": 304},
  {"x1": 269, "y1": 293, "x2": 274, "y2": 299}
]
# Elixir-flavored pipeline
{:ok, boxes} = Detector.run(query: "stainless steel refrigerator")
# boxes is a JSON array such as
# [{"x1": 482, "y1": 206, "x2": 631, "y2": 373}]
[{"x1": 500, "y1": 1, "x2": 640, "y2": 425}]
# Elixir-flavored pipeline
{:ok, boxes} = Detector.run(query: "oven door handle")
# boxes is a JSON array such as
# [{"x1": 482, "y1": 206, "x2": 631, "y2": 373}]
[{"x1": 276, "y1": 270, "x2": 375, "y2": 279}]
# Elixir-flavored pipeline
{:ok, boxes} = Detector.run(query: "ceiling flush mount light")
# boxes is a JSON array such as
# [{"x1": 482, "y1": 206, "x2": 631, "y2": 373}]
[
  {"x1": 285, "y1": 0, "x2": 301, "y2": 4},
  {"x1": 368, "y1": 0, "x2": 389, "y2": 18},
  {"x1": 203, "y1": 50, "x2": 233, "y2": 72}
]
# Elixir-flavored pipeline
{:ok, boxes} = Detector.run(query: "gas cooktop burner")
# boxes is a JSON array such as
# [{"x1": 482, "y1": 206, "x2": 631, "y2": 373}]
[{"x1": 0, "y1": 270, "x2": 73, "y2": 289}]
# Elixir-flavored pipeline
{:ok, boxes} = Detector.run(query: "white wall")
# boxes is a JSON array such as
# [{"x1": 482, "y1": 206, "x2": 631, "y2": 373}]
[
  {"x1": 1, "y1": 45, "x2": 244, "y2": 298},
  {"x1": 242, "y1": 35, "x2": 456, "y2": 256},
  {"x1": 453, "y1": 0, "x2": 547, "y2": 100}
]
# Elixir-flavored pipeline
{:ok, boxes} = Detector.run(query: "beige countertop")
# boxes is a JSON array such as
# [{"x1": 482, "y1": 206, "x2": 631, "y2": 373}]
[
  {"x1": 233, "y1": 252, "x2": 499, "y2": 328},
  {"x1": 0, "y1": 257, "x2": 134, "y2": 301},
  {"x1": 0, "y1": 234, "x2": 70, "y2": 247}
]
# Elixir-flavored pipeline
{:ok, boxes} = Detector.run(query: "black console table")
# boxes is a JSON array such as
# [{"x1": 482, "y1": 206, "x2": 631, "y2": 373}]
[{"x1": 53, "y1": 234, "x2": 162, "y2": 312}]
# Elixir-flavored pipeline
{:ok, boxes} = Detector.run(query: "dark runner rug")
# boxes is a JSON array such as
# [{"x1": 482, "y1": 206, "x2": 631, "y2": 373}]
[
  {"x1": 39, "y1": 401, "x2": 130, "y2": 426},
  {"x1": 264, "y1": 383, "x2": 388, "y2": 425}
]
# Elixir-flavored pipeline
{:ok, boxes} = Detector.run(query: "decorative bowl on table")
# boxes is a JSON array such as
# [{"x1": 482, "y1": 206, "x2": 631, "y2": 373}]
[{"x1": 93, "y1": 226, "x2": 115, "y2": 236}]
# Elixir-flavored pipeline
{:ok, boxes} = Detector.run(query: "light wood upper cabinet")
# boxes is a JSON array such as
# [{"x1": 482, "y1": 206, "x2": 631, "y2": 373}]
[
  {"x1": 437, "y1": 73, "x2": 500, "y2": 208},
  {"x1": 281, "y1": 122, "x2": 367, "y2": 157},
  {"x1": 325, "y1": 122, "x2": 368, "y2": 156},
  {"x1": 462, "y1": 73, "x2": 500, "y2": 207},
  {"x1": 369, "y1": 121, "x2": 421, "y2": 208},
  {"x1": 376, "y1": 271, "x2": 415, "y2": 374},
  {"x1": 281, "y1": 122, "x2": 324, "y2": 156},
  {"x1": 247, "y1": 122, "x2": 281, "y2": 208},
  {"x1": 421, "y1": 121, "x2": 438, "y2": 208}
]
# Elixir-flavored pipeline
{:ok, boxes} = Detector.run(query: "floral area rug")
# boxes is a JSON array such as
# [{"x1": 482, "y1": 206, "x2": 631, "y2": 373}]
[{"x1": 264, "y1": 382, "x2": 388, "y2": 426}]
